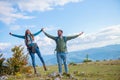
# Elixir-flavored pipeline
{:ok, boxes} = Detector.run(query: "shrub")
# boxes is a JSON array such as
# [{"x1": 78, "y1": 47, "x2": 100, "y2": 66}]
[
  {"x1": 69, "y1": 62, "x2": 77, "y2": 66},
  {"x1": 0, "y1": 53, "x2": 11, "y2": 75},
  {"x1": 118, "y1": 57, "x2": 120, "y2": 60},
  {"x1": 103, "y1": 59, "x2": 107, "y2": 61},
  {"x1": 6, "y1": 45, "x2": 32, "y2": 75},
  {"x1": 83, "y1": 59, "x2": 92, "y2": 63},
  {"x1": 96, "y1": 60, "x2": 100, "y2": 62}
]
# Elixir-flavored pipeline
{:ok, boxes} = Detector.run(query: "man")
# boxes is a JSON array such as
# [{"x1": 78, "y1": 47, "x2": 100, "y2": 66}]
[{"x1": 42, "y1": 28, "x2": 83, "y2": 76}]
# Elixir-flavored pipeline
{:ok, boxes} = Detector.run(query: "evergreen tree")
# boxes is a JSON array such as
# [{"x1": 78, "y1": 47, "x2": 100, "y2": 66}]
[
  {"x1": 0, "y1": 54, "x2": 5, "y2": 68},
  {"x1": 83, "y1": 54, "x2": 92, "y2": 63},
  {"x1": 6, "y1": 45, "x2": 31, "y2": 74},
  {"x1": 0, "y1": 53, "x2": 11, "y2": 75},
  {"x1": 0, "y1": 53, "x2": 5, "y2": 75}
]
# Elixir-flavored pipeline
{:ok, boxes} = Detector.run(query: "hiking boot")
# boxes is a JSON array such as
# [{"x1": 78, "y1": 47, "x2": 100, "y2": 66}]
[
  {"x1": 58, "y1": 73, "x2": 63, "y2": 78},
  {"x1": 33, "y1": 67, "x2": 37, "y2": 74},
  {"x1": 43, "y1": 64, "x2": 47, "y2": 71}
]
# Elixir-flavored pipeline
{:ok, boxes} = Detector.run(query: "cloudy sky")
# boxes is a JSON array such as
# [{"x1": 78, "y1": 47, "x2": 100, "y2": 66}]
[{"x1": 0, "y1": 0, "x2": 120, "y2": 57}]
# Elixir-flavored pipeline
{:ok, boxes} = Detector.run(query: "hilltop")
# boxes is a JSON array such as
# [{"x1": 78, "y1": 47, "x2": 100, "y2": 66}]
[{"x1": 7, "y1": 60, "x2": 120, "y2": 80}]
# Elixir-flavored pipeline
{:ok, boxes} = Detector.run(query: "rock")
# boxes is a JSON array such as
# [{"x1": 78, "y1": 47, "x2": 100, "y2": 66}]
[
  {"x1": 35, "y1": 73, "x2": 41, "y2": 77},
  {"x1": 69, "y1": 74, "x2": 78, "y2": 80},
  {"x1": 80, "y1": 72, "x2": 85, "y2": 76},
  {"x1": 82, "y1": 78, "x2": 87, "y2": 80},
  {"x1": 48, "y1": 72, "x2": 58, "y2": 78},
  {"x1": 54, "y1": 77, "x2": 61, "y2": 80},
  {"x1": 0, "y1": 76, "x2": 8, "y2": 80},
  {"x1": 45, "y1": 78, "x2": 51, "y2": 80},
  {"x1": 26, "y1": 74, "x2": 33, "y2": 78},
  {"x1": 73, "y1": 71, "x2": 79, "y2": 74}
]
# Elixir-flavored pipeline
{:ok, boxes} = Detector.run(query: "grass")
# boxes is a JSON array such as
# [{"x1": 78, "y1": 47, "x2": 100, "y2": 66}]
[{"x1": 7, "y1": 60, "x2": 120, "y2": 80}]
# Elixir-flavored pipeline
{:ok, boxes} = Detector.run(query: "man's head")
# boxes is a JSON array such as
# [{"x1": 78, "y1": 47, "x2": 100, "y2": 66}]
[{"x1": 57, "y1": 29, "x2": 63, "y2": 37}]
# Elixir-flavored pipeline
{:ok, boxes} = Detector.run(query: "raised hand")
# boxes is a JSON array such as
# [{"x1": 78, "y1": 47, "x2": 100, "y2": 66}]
[
  {"x1": 79, "y1": 32, "x2": 84, "y2": 36},
  {"x1": 41, "y1": 28, "x2": 45, "y2": 32},
  {"x1": 9, "y1": 32, "x2": 12, "y2": 35}
]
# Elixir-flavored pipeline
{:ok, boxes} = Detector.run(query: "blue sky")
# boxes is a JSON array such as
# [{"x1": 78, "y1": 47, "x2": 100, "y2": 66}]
[{"x1": 0, "y1": 0, "x2": 120, "y2": 57}]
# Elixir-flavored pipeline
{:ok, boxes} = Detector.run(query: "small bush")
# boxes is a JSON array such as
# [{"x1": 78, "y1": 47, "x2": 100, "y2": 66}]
[
  {"x1": 118, "y1": 57, "x2": 120, "y2": 60},
  {"x1": 0, "y1": 53, "x2": 11, "y2": 75},
  {"x1": 96, "y1": 60, "x2": 100, "y2": 62},
  {"x1": 103, "y1": 59, "x2": 107, "y2": 61},
  {"x1": 6, "y1": 45, "x2": 32, "y2": 75},
  {"x1": 21, "y1": 66, "x2": 32, "y2": 74},
  {"x1": 69, "y1": 62, "x2": 77, "y2": 66},
  {"x1": 83, "y1": 59, "x2": 92, "y2": 63}
]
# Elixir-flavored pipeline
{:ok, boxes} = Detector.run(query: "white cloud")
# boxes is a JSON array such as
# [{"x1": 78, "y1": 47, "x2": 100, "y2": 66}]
[
  {"x1": 44, "y1": 25, "x2": 60, "y2": 31},
  {"x1": 34, "y1": 36, "x2": 55, "y2": 55},
  {"x1": 10, "y1": 25, "x2": 21, "y2": 31},
  {"x1": 0, "y1": 0, "x2": 82, "y2": 24},
  {"x1": 67, "y1": 25, "x2": 120, "y2": 52},
  {"x1": 24, "y1": 25, "x2": 36, "y2": 29},
  {"x1": 18, "y1": 0, "x2": 82, "y2": 12},
  {"x1": 54, "y1": 0, "x2": 80, "y2": 6},
  {"x1": 2, "y1": 25, "x2": 120, "y2": 55},
  {"x1": 0, "y1": 1, "x2": 34, "y2": 24},
  {"x1": 33, "y1": 24, "x2": 120, "y2": 55},
  {"x1": 0, "y1": 42, "x2": 11, "y2": 50},
  {"x1": 18, "y1": 0, "x2": 53, "y2": 12},
  {"x1": 9, "y1": 25, "x2": 37, "y2": 31}
]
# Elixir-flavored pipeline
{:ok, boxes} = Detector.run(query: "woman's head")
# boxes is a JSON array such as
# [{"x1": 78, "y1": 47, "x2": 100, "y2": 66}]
[
  {"x1": 25, "y1": 29, "x2": 34, "y2": 46},
  {"x1": 25, "y1": 29, "x2": 31, "y2": 34}
]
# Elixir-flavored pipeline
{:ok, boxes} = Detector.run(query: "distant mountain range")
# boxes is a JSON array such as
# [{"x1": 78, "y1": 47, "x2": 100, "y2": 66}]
[{"x1": 33, "y1": 44, "x2": 120, "y2": 66}]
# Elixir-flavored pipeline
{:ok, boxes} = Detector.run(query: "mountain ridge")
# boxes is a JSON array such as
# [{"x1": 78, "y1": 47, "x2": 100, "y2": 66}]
[{"x1": 34, "y1": 44, "x2": 120, "y2": 66}]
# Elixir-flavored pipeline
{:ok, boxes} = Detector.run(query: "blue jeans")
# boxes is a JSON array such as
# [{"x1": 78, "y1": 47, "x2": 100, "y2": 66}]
[
  {"x1": 29, "y1": 47, "x2": 45, "y2": 67},
  {"x1": 56, "y1": 52, "x2": 68, "y2": 74}
]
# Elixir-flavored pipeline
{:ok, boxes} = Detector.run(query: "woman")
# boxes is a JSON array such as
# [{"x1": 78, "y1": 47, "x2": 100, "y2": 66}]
[{"x1": 9, "y1": 29, "x2": 47, "y2": 74}]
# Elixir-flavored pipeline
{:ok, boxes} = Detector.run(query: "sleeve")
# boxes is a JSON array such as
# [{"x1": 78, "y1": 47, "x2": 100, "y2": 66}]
[
  {"x1": 11, "y1": 34, "x2": 25, "y2": 39},
  {"x1": 33, "y1": 30, "x2": 42, "y2": 36},
  {"x1": 43, "y1": 31, "x2": 56, "y2": 40},
  {"x1": 66, "y1": 34, "x2": 79, "y2": 41}
]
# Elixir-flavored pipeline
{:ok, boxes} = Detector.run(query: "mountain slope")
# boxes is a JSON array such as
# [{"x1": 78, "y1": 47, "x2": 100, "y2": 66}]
[{"x1": 35, "y1": 44, "x2": 120, "y2": 66}]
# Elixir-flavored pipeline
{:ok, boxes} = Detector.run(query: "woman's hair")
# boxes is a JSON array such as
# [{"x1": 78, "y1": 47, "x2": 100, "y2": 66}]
[{"x1": 25, "y1": 29, "x2": 34, "y2": 47}]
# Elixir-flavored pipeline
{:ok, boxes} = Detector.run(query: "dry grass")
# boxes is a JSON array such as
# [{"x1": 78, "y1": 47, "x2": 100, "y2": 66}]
[{"x1": 7, "y1": 60, "x2": 120, "y2": 80}]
